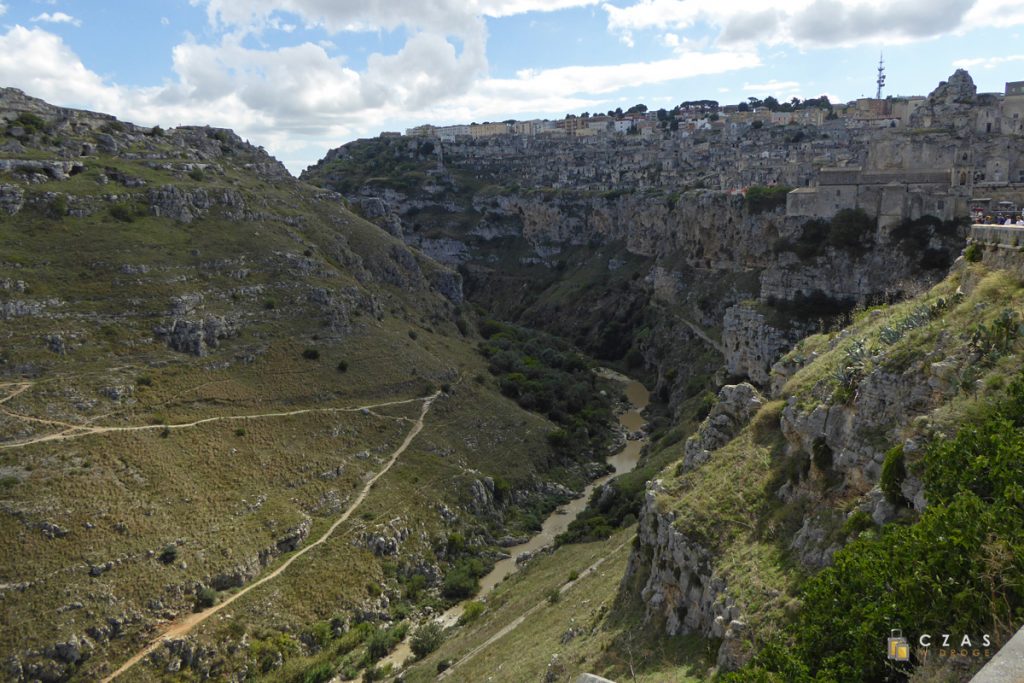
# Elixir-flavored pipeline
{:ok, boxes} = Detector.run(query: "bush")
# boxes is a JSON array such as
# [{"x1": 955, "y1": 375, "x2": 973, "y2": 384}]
[
  {"x1": 546, "y1": 588, "x2": 561, "y2": 604},
  {"x1": 337, "y1": 360, "x2": 349, "y2": 373},
  {"x1": 195, "y1": 586, "x2": 218, "y2": 610},
  {"x1": 410, "y1": 622, "x2": 444, "y2": 659},
  {"x1": 745, "y1": 185, "x2": 792, "y2": 213},
  {"x1": 458, "y1": 601, "x2": 485, "y2": 625},
  {"x1": 964, "y1": 243, "x2": 982, "y2": 262},
  {"x1": 188, "y1": 167, "x2": 206, "y2": 182},
  {"x1": 827, "y1": 208, "x2": 874, "y2": 250},
  {"x1": 109, "y1": 203, "x2": 135, "y2": 223},
  {"x1": 302, "y1": 348, "x2": 320, "y2": 360},
  {"x1": 302, "y1": 662, "x2": 334, "y2": 683},
  {"x1": 234, "y1": 427, "x2": 246, "y2": 437},
  {"x1": 442, "y1": 558, "x2": 485, "y2": 599},
  {"x1": 408, "y1": 330, "x2": 418, "y2": 340},
  {"x1": 158, "y1": 544, "x2": 178, "y2": 564},
  {"x1": 880, "y1": 445, "x2": 906, "y2": 504},
  {"x1": 732, "y1": 374, "x2": 1024, "y2": 681},
  {"x1": 46, "y1": 195, "x2": 68, "y2": 219}
]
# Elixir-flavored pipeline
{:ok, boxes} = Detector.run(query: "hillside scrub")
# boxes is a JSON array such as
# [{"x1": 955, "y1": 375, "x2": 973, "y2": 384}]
[
  {"x1": 478, "y1": 319, "x2": 614, "y2": 459},
  {"x1": 720, "y1": 373, "x2": 1024, "y2": 681}
]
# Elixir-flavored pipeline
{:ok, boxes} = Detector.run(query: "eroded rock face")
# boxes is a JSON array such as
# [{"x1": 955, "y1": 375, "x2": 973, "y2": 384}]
[
  {"x1": 147, "y1": 185, "x2": 211, "y2": 223},
  {"x1": 156, "y1": 316, "x2": 237, "y2": 356},
  {"x1": 0, "y1": 183, "x2": 24, "y2": 214},
  {"x1": 722, "y1": 307, "x2": 795, "y2": 387},
  {"x1": 682, "y1": 383, "x2": 763, "y2": 471},
  {"x1": 624, "y1": 483, "x2": 744, "y2": 651}
]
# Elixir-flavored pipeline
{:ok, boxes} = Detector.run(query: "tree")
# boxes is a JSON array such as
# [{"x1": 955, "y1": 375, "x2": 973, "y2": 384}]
[
  {"x1": 737, "y1": 102, "x2": 750, "y2": 112},
  {"x1": 626, "y1": 103, "x2": 648, "y2": 114},
  {"x1": 410, "y1": 623, "x2": 445, "y2": 659}
]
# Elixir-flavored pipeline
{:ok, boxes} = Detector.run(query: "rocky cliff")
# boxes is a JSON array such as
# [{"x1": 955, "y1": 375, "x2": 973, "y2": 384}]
[{"x1": 620, "y1": 248, "x2": 1024, "y2": 673}]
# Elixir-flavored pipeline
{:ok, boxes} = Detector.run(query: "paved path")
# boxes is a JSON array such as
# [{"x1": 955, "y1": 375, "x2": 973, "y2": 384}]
[{"x1": 101, "y1": 391, "x2": 441, "y2": 682}]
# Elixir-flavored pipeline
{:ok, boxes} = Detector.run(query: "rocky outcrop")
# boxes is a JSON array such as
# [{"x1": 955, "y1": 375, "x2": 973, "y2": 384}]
[
  {"x1": 623, "y1": 481, "x2": 748, "y2": 669},
  {"x1": 147, "y1": 185, "x2": 212, "y2": 223},
  {"x1": 0, "y1": 183, "x2": 24, "y2": 214},
  {"x1": 722, "y1": 307, "x2": 794, "y2": 386},
  {"x1": 682, "y1": 383, "x2": 763, "y2": 471},
  {"x1": 909, "y1": 68, "x2": 977, "y2": 130},
  {"x1": 156, "y1": 316, "x2": 237, "y2": 356}
]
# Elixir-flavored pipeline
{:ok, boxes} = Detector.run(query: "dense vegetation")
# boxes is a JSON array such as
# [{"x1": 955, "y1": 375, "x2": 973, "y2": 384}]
[
  {"x1": 744, "y1": 185, "x2": 792, "y2": 213},
  {"x1": 721, "y1": 374, "x2": 1024, "y2": 682},
  {"x1": 478, "y1": 319, "x2": 614, "y2": 460}
]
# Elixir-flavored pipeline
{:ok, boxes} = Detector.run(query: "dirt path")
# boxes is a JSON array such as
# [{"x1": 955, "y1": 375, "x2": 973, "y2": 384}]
[
  {"x1": 436, "y1": 537, "x2": 632, "y2": 680},
  {"x1": 0, "y1": 382, "x2": 32, "y2": 404},
  {"x1": 679, "y1": 314, "x2": 724, "y2": 355},
  {"x1": 0, "y1": 395, "x2": 429, "y2": 451},
  {"x1": 101, "y1": 390, "x2": 441, "y2": 682}
]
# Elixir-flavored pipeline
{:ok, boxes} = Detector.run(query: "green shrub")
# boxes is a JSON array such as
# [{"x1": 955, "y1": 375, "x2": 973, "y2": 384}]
[
  {"x1": 546, "y1": 588, "x2": 561, "y2": 604},
  {"x1": 880, "y1": 445, "x2": 906, "y2": 504},
  {"x1": 442, "y1": 557, "x2": 486, "y2": 600},
  {"x1": 732, "y1": 374, "x2": 1024, "y2": 681},
  {"x1": 195, "y1": 586, "x2": 218, "y2": 610},
  {"x1": 46, "y1": 195, "x2": 68, "y2": 219},
  {"x1": 158, "y1": 544, "x2": 178, "y2": 564},
  {"x1": 337, "y1": 360, "x2": 349, "y2": 372},
  {"x1": 410, "y1": 622, "x2": 444, "y2": 659},
  {"x1": 188, "y1": 167, "x2": 206, "y2": 182},
  {"x1": 841, "y1": 510, "x2": 874, "y2": 538},
  {"x1": 408, "y1": 329, "x2": 418, "y2": 340},
  {"x1": 15, "y1": 113, "x2": 47, "y2": 134},
  {"x1": 109, "y1": 203, "x2": 135, "y2": 223},
  {"x1": 744, "y1": 185, "x2": 792, "y2": 213},
  {"x1": 234, "y1": 427, "x2": 246, "y2": 437},
  {"x1": 458, "y1": 601, "x2": 485, "y2": 625},
  {"x1": 964, "y1": 243, "x2": 981, "y2": 262},
  {"x1": 301, "y1": 662, "x2": 334, "y2": 683},
  {"x1": 302, "y1": 348, "x2": 320, "y2": 360}
]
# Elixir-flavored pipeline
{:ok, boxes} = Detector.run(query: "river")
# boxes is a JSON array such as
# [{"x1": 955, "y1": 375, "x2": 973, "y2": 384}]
[{"x1": 382, "y1": 369, "x2": 649, "y2": 671}]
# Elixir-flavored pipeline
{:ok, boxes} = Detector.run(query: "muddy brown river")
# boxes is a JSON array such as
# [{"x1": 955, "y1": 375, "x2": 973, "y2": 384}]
[{"x1": 382, "y1": 369, "x2": 649, "y2": 670}]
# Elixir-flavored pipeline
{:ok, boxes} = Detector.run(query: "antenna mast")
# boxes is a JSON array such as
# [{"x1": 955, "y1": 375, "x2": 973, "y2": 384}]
[{"x1": 876, "y1": 53, "x2": 886, "y2": 99}]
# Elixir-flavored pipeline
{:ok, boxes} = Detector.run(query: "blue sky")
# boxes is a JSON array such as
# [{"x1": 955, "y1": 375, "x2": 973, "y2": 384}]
[{"x1": 2, "y1": 0, "x2": 1024, "y2": 173}]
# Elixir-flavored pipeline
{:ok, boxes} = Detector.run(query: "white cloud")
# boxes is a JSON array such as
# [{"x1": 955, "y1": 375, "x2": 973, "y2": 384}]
[
  {"x1": 0, "y1": 4, "x2": 6, "y2": 17},
  {"x1": 478, "y1": 0, "x2": 601, "y2": 16},
  {"x1": 0, "y1": 23, "x2": 760, "y2": 173},
  {"x1": 604, "y1": 0, "x2": 1023, "y2": 49},
  {"x1": 161, "y1": 16, "x2": 171, "y2": 26},
  {"x1": 31, "y1": 11, "x2": 82, "y2": 27},
  {"x1": 953, "y1": 54, "x2": 1024, "y2": 69}
]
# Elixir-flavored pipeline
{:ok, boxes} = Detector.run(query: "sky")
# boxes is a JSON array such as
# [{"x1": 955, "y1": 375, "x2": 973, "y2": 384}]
[{"x1": 2, "y1": 1, "x2": 1024, "y2": 175}]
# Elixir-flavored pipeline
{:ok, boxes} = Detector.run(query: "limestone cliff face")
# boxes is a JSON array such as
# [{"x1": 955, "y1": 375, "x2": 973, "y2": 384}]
[
  {"x1": 305, "y1": 126, "x2": 967, "y2": 399},
  {"x1": 622, "y1": 256, "x2": 1012, "y2": 664}
]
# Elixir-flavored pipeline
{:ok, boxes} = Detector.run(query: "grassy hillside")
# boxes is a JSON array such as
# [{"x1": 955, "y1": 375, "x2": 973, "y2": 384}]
[{"x1": 0, "y1": 92, "x2": 617, "y2": 681}]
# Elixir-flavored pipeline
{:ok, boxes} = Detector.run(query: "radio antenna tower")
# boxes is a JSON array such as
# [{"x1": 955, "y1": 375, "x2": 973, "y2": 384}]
[{"x1": 876, "y1": 53, "x2": 886, "y2": 99}]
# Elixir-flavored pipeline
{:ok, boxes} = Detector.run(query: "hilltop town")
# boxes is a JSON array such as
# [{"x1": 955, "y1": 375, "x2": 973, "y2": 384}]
[{"x1": 362, "y1": 70, "x2": 1024, "y2": 230}]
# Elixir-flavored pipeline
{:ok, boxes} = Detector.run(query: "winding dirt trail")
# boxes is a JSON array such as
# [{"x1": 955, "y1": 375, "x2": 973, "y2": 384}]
[
  {"x1": 101, "y1": 390, "x2": 441, "y2": 682},
  {"x1": 0, "y1": 395, "x2": 430, "y2": 451}
]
